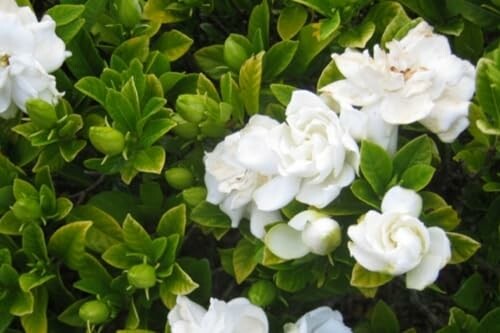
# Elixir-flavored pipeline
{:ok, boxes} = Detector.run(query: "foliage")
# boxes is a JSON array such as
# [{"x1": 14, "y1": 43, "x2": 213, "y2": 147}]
[{"x1": 0, "y1": 0, "x2": 499, "y2": 332}]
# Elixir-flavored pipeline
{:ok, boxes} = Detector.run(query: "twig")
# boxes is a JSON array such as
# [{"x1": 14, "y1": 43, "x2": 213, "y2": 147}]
[
  {"x1": 409, "y1": 290, "x2": 443, "y2": 329},
  {"x1": 69, "y1": 175, "x2": 106, "y2": 205}
]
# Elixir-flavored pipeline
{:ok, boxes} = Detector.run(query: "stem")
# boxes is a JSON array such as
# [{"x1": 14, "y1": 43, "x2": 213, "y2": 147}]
[{"x1": 69, "y1": 175, "x2": 106, "y2": 205}]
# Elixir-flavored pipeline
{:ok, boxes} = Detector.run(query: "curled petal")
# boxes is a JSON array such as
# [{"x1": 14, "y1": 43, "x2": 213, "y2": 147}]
[
  {"x1": 381, "y1": 186, "x2": 422, "y2": 217},
  {"x1": 253, "y1": 176, "x2": 300, "y2": 211},
  {"x1": 265, "y1": 223, "x2": 310, "y2": 260},
  {"x1": 406, "y1": 227, "x2": 451, "y2": 290}
]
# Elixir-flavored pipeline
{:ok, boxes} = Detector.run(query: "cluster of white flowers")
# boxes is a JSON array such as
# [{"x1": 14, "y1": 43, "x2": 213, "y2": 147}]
[
  {"x1": 0, "y1": 0, "x2": 69, "y2": 118},
  {"x1": 321, "y1": 21, "x2": 475, "y2": 152},
  {"x1": 204, "y1": 90, "x2": 359, "y2": 239},
  {"x1": 168, "y1": 296, "x2": 352, "y2": 333},
  {"x1": 347, "y1": 186, "x2": 451, "y2": 290}
]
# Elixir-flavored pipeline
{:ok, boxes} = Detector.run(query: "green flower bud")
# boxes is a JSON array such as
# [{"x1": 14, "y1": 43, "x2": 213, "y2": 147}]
[
  {"x1": 173, "y1": 122, "x2": 199, "y2": 139},
  {"x1": 224, "y1": 34, "x2": 251, "y2": 71},
  {"x1": 248, "y1": 280, "x2": 277, "y2": 307},
  {"x1": 165, "y1": 167, "x2": 194, "y2": 190},
  {"x1": 25, "y1": 99, "x2": 58, "y2": 129},
  {"x1": 127, "y1": 263, "x2": 157, "y2": 289},
  {"x1": 89, "y1": 126, "x2": 125, "y2": 156},
  {"x1": 12, "y1": 197, "x2": 42, "y2": 222},
  {"x1": 117, "y1": 0, "x2": 142, "y2": 28},
  {"x1": 175, "y1": 95, "x2": 207, "y2": 124},
  {"x1": 199, "y1": 121, "x2": 227, "y2": 138},
  {"x1": 79, "y1": 300, "x2": 110, "y2": 324}
]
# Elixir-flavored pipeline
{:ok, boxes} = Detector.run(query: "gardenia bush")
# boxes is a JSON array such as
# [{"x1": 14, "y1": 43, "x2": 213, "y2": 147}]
[{"x1": 0, "y1": 0, "x2": 499, "y2": 333}]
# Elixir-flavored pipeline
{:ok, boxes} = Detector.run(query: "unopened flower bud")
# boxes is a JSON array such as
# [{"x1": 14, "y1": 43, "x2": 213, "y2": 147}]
[
  {"x1": 165, "y1": 167, "x2": 194, "y2": 190},
  {"x1": 89, "y1": 126, "x2": 125, "y2": 156},
  {"x1": 25, "y1": 99, "x2": 58, "y2": 129},
  {"x1": 302, "y1": 217, "x2": 341, "y2": 255}
]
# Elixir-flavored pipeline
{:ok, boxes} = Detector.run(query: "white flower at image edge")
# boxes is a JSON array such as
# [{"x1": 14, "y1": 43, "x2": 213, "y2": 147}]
[
  {"x1": 167, "y1": 296, "x2": 268, "y2": 333},
  {"x1": 284, "y1": 306, "x2": 352, "y2": 333},
  {"x1": 347, "y1": 186, "x2": 451, "y2": 290},
  {"x1": 321, "y1": 21, "x2": 475, "y2": 148},
  {"x1": 204, "y1": 114, "x2": 282, "y2": 239},
  {"x1": 265, "y1": 210, "x2": 342, "y2": 260},
  {"x1": 0, "y1": 0, "x2": 70, "y2": 118},
  {"x1": 254, "y1": 90, "x2": 360, "y2": 210}
]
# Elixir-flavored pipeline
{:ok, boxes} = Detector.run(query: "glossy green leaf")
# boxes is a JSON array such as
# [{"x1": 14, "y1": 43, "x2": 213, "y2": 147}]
[
  {"x1": 360, "y1": 141, "x2": 393, "y2": 195},
  {"x1": 278, "y1": 5, "x2": 307, "y2": 40},
  {"x1": 351, "y1": 263, "x2": 393, "y2": 288},
  {"x1": 233, "y1": 238, "x2": 262, "y2": 284},
  {"x1": 133, "y1": 146, "x2": 165, "y2": 174},
  {"x1": 263, "y1": 40, "x2": 298, "y2": 80},
  {"x1": 190, "y1": 202, "x2": 231, "y2": 228},
  {"x1": 447, "y1": 232, "x2": 481, "y2": 264},
  {"x1": 371, "y1": 300, "x2": 400, "y2": 333},
  {"x1": 155, "y1": 29, "x2": 193, "y2": 61},
  {"x1": 239, "y1": 52, "x2": 264, "y2": 115},
  {"x1": 48, "y1": 221, "x2": 92, "y2": 270},
  {"x1": 161, "y1": 263, "x2": 199, "y2": 295}
]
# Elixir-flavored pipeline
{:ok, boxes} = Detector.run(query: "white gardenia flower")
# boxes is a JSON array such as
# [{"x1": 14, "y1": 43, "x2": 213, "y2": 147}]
[
  {"x1": 284, "y1": 306, "x2": 352, "y2": 333},
  {"x1": 265, "y1": 210, "x2": 341, "y2": 260},
  {"x1": 254, "y1": 90, "x2": 359, "y2": 210},
  {"x1": 347, "y1": 186, "x2": 451, "y2": 290},
  {"x1": 204, "y1": 114, "x2": 282, "y2": 239},
  {"x1": 0, "y1": 0, "x2": 70, "y2": 118},
  {"x1": 168, "y1": 296, "x2": 269, "y2": 333},
  {"x1": 321, "y1": 21, "x2": 475, "y2": 148}
]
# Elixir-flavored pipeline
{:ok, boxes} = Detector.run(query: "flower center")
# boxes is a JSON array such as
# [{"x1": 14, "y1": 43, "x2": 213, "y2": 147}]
[{"x1": 0, "y1": 54, "x2": 9, "y2": 67}]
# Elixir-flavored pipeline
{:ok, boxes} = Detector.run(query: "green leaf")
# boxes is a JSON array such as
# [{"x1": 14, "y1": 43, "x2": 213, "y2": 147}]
[
  {"x1": 400, "y1": 164, "x2": 435, "y2": 191},
  {"x1": 350, "y1": 263, "x2": 393, "y2": 288},
  {"x1": 477, "y1": 308, "x2": 500, "y2": 332},
  {"x1": 351, "y1": 180, "x2": 380, "y2": 209},
  {"x1": 102, "y1": 243, "x2": 140, "y2": 269},
  {"x1": 292, "y1": 0, "x2": 337, "y2": 17},
  {"x1": 248, "y1": 0, "x2": 270, "y2": 49},
  {"x1": 448, "y1": 307, "x2": 479, "y2": 332},
  {"x1": 66, "y1": 30, "x2": 104, "y2": 78},
  {"x1": 56, "y1": 18, "x2": 85, "y2": 44},
  {"x1": 239, "y1": 52, "x2": 263, "y2": 115},
  {"x1": 338, "y1": 21, "x2": 376, "y2": 48},
  {"x1": 447, "y1": 232, "x2": 480, "y2": 264},
  {"x1": 157, "y1": 204, "x2": 186, "y2": 238},
  {"x1": 270, "y1": 84, "x2": 295, "y2": 106},
  {"x1": 122, "y1": 214, "x2": 154, "y2": 257},
  {"x1": 371, "y1": 300, "x2": 400, "y2": 333},
  {"x1": 105, "y1": 89, "x2": 138, "y2": 133},
  {"x1": 0, "y1": 211, "x2": 23, "y2": 235},
  {"x1": 47, "y1": 4, "x2": 85, "y2": 26},
  {"x1": 317, "y1": 59, "x2": 343, "y2": 90},
  {"x1": 133, "y1": 146, "x2": 165, "y2": 174},
  {"x1": 277, "y1": 5, "x2": 308, "y2": 40},
  {"x1": 140, "y1": 118, "x2": 176, "y2": 148},
  {"x1": 233, "y1": 239, "x2": 262, "y2": 284},
  {"x1": 59, "y1": 140, "x2": 86, "y2": 163},
  {"x1": 360, "y1": 141, "x2": 393, "y2": 195},
  {"x1": 22, "y1": 224, "x2": 48, "y2": 262},
  {"x1": 155, "y1": 29, "x2": 193, "y2": 62},
  {"x1": 68, "y1": 205, "x2": 123, "y2": 253},
  {"x1": 422, "y1": 206, "x2": 460, "y2": 231},
  {"x1": 194, "y1": 45, "x2": 229, "y2": 79},
  {"x1": 10, "y1": 291, "x2": 34, "y2": 316},
  {"x1": 48, "y1": 221, "x2": 92, "y2": 270},
  {"x1": 161, "y1": 263, "x2": 199, "y2": 295},
  {"x1": 190, "y1": 202, "x2": 231, "y2": 229},
  {"x1": 452, "y1": 273, "x2": 484, "y2": 312},
  {"x1": 19, "y1": 272, "x2": 54, "y2": 293},
  {"x1": 13, "y1": 178, "x2": 38, "y2": 201},
  {"x1": 393, "y1": 136, "x2": 432, "y2": 176},
  {"x1": 316, "y1": 13, "x2": 341, "y2": 41},
  {"x1": 177, "y1": 258, "x2": 212, "y2": 305},
  {"x1": 263, "y1": 41, "x2": 298, "y2": 80},
  {"x1": 476, "y1": 52, "x2": 500, "y2": 126},
  {"x1": 275, "y1": 266, "x2": 311, "y2": 292},
  {"x1": 75, "y1": 77, "x2": 108, "y2": 106},
  {"x1": 287, "y1": 24, "x2": 337, "y2": 76},
  {"x1": 114, "y1": 35, "x2": 150, "y2": 64},
  {"x1": 21, "y1": 288, "x2": 47, "y2": 333}
]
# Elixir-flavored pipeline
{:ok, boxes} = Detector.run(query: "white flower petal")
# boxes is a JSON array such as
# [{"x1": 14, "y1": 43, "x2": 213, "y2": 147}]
[
  {"x1": 253, "y1": 176, "x2": 300, "y2": 211},
  {"x1": 249, "y1": 205, "x2": 281, "y2": 239},
  {"x1": 168, "y1": 296, "x2": 207, "y2": 332},
  {"x1": 380, "y1": 92, "x2": 433, "y2": 125},
  {"x1": 405, "y1": 227, "x2": 451, "y2": 290},
  {"x1": 287, "y1": 90, "x2": 331, "y2": 117},
  {"x1": 265, "y1": 223, "x2": 310, "y2": 260},
  {"x1": 32, "y1": 16, "x2": 69, "y2": 72},
  {"x1": 225, "y1": 298, "x2": 269, "y2": 333},
  {"x1": 288, "y1": 210, "x2": 322, "y2": 231},
  {"x1": 381, "y1": 186, "x2": 422, "y2": 217},
  {"x1": 292, "y1": 307, "x2": 352, "y2": 333}
]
